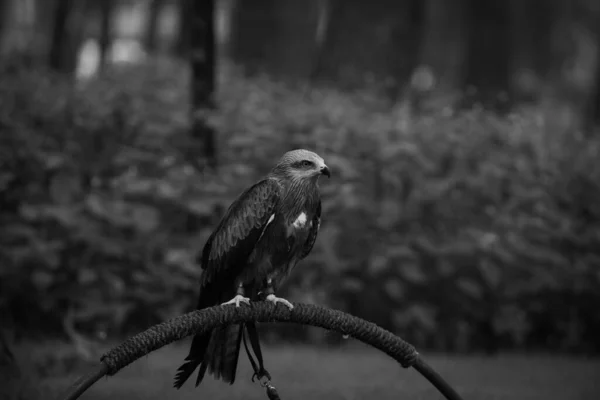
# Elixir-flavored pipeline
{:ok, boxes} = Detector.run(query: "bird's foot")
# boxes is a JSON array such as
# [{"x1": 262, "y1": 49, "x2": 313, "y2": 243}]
[
  {"x1": 265, "y1": 294, "x2": 293, "y2": 310},
  {"x1": 221, "y1": 294, "x2": 251, "y2": 307}
]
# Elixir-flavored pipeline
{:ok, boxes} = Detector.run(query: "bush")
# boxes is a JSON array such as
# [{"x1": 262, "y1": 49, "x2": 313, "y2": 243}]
[{"x1": 1, "y1": 60, "x2": 599, "y2": 353}]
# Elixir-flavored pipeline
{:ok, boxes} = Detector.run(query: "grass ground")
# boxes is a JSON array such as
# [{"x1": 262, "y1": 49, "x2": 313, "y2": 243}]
[{"x1": 42, "y1": 341, "x2": 600, "y2": 400}]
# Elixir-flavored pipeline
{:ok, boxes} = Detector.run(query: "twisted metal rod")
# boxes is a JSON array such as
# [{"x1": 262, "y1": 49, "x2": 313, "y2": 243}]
[{"x1": 59, "y1": 302, "x2": 464, "y2": 400}]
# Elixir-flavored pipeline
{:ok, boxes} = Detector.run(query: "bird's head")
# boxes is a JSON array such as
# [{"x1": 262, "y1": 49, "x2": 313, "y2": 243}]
[{"x1": 271, "y1": 149, "x2": 330, "y2": 182}]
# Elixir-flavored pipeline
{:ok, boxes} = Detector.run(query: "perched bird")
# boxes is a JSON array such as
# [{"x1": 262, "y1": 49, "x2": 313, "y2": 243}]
[{"x1": 174, "y1": 149, "x2": 330, "y2": 389}]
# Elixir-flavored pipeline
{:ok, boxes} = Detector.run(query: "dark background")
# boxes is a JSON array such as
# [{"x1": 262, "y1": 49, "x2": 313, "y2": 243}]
[{"x1": 1, "y1": 0, "x2": 600, "y2": 399}]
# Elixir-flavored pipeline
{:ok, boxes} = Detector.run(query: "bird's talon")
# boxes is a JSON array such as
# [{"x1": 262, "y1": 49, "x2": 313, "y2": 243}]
[
  {"x1": 265, "y1": 294, "x2": 294, "y2": 310},
  {"x1": 221, "y1": 294, "x2": 251, "y2": 307}
]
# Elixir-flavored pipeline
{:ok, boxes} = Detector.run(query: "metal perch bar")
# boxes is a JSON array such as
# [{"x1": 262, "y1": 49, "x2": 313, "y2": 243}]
[{"x1": 59, "y1": 302, "x2": 464, "y2": 400}]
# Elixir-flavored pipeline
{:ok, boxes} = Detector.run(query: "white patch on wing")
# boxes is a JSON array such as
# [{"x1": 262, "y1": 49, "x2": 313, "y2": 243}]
[
  {"x1": 257, "y1": 214, "x2": 275, "y2": 243},
  {"x1": 293, "y1": 212, "x2": 307, "y2": 228}
]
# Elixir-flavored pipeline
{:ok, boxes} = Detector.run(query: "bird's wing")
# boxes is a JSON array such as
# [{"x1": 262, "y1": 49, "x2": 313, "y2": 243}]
[
  {"x1": 198, "y1": 178, "x2": 281, "y2": 291},
  {"x1": 175, "y1": 178, "x2": 281, "y2": 390},
  {"x1": 300, "y1": 200, "x2": 321, "y2": 260}
]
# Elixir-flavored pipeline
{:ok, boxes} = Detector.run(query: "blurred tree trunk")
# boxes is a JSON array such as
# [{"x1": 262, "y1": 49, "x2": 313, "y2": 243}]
[
  {"x1": 317, "y1": 0, "x2": 427, "y2": 89},
  {"x1": 593, "y1": 65, "x2": 600, "y2": 130},
  {"x1": 387, "y1": 0, "x2": 424, "y2": 102},
  {"x1": 231, "y1": 0, "x2": 421, "y2": 86},
  {"x1": 48, "y1": 0, "x2": 84, "y2": 74},
  {"x1": 34, "y1": 0, "x2": 56, "y2": 60},
  {"x1": 144, "y1": 0, "x2": 164, "y2": 53},
  {"x1": 509, "y1": 0, "x2": 554, "y2": 103},
  {"x1": 1, "y1": 0, "x2": 37, "y2": 57},
  {"x1": 231, "y1": 0, "x2": 278, "y2": 76},
  {"x1": 417, "y1": 0, "x2": 467, "y2": 101},
  {"x1": 585, "y1": 28, "x2": 600, "y2": 131},
  {"x1": 49, "y1": 0, "x2": 72, "y2": 71},
  {"x1": 306, "y1": 0, "x2": 337, "y2": 85},
  {"x1": 462, "y1": 0, "x2": 512, "y2": 111},
  {"x1": 0, "y1": 0, "x2": 7, "y2": 49},
  {"x1": 174, "y1": 0, "x2": 190, "y2": 57},
  {"x1": 98, "y1": 0, "x2": 114, "y2": 70},
  {"x1": 271, "y1": 0, "x2": 322, "y2": 79},
  {"x1": 189, "y1": 0, "x2": 217, "y2": 168},
  {"x1": 216, "y1": 0, "x2": 237, "y2": 62}
]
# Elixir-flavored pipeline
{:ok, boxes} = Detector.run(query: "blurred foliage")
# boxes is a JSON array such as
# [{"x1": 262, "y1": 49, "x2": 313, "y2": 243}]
[{"x1": 1, "y1": 58, "x2": 599, "y2": 355}]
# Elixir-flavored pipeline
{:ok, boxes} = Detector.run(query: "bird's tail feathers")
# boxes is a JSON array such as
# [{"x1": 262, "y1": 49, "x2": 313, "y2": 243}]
[
  {"x1": 173, "y1": 359, "x2": 200, "y2": 389},
  {"x1": 206, "y1": 324, "x2": 244, "y2": 384},
  {"x1": 173, "y1": 331, "x2": 211, "y2": 389},
  {"x1": 174, "y1": 324, "x2": 244, "y2": 389},
  {"x1": 174, "y1": 285, "x2": 245, "y2": 388}
]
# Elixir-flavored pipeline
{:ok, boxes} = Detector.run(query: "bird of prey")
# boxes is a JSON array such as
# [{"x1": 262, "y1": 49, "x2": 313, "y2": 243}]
[{"x1": 174, "y1": 149, "x2": 330, "y2": 389}]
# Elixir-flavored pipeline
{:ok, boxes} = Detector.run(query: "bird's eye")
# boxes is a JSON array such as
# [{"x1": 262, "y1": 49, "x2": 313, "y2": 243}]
[{"x1": 301, "y1": 160, "x2": 313, "y2": 167}]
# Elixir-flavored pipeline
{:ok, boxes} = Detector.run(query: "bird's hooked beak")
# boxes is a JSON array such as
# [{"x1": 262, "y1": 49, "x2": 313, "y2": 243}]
[{"x1": 320, "y1": 164, "x2": 331, "y2": 178}]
